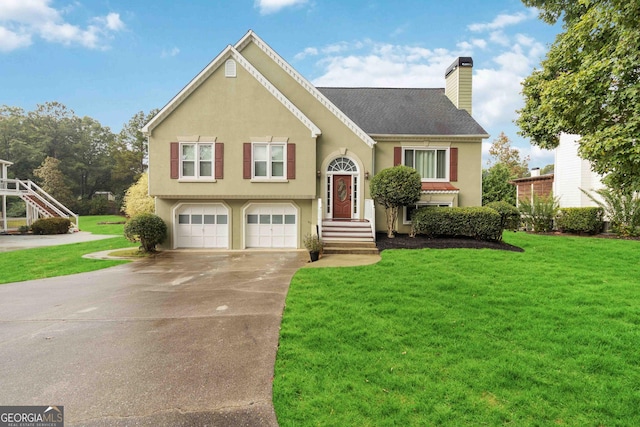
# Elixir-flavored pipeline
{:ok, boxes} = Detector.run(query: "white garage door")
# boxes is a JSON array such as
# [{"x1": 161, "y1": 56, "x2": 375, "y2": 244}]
[
  {"x1": 246, "y1": 204, "x2": 297, "y2": 248},
  {"x1": 176, "y1": 204, "x2": 229, "y2": 248}
]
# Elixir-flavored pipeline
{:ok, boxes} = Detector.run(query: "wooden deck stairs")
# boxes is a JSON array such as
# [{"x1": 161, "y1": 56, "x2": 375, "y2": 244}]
[
  {"x1": 1, "y1": 178, "x2": 78, "y2": 231},
  {"x1": 321, "y1": 220, "x2": 379, "y2": 255}
]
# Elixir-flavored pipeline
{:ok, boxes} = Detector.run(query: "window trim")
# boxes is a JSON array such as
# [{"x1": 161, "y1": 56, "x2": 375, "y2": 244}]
[
  {"x1": 179, "y1": 142, "x2": 216, "y2": 182},
  {"x1": 403, "y1": 201, "x2": 453, "y2": 224},
  {"x1": 402, "y1": 146, "x2": 450, "y2": 182},
  {"x1": 251, "y1": 142, "x2": 288, "y2": 181}
]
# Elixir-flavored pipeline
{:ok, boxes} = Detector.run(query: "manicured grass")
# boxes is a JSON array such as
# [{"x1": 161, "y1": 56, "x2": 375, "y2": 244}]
[
  {"x1": 0, "y1": 215, "x2": 136, "y2": 285},
  {"x1": 274, "y1": 232, "x2": 640, "y2": 426},
  {"x1": 78, "y1": 214, "x2": 128, "y2": 235}
]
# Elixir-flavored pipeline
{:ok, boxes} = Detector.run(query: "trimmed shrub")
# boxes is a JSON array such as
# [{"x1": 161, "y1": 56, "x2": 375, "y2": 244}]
[
  {"x1": 31, "y1": 217, "x2": 71, "y2": 235},
  {"x1": 556, "y1": 207, "x2": 604, "y2": 234},
  {"x1": 519, "y1": 193, "x2": 559, "y2": 232},
  {"x1": 124, "y1": 213, "x2": 167, "y2": 253},
  {"x1": 370, "y1": 166, "x2": 422, "y2": 238},
  {"x1": 485, "y1": 200, "x2": 520, "y2": 231},
  {"x1": 412, "y1": 206, "x2": 503, "y2": 241}
]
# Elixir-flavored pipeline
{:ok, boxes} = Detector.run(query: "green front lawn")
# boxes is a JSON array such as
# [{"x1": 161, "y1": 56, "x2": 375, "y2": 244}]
[
  {"x1": 0, "y1": 215, "x2": 136, "y2": 285},
  {"x1": 274, "y1": 232, "x2": 640, "y2": 426}
]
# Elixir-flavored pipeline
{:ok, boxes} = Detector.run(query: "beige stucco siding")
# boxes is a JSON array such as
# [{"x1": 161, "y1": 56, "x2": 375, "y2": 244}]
[
  {"x1": 238, "y1": 43, "x2": 375, "y2": 206},
  {"x1": 148, "y1": 62, "x2": 317, "y2": 199},
  {"x1": 373, "y1": 137, "x2": 482, "y2": 233}
]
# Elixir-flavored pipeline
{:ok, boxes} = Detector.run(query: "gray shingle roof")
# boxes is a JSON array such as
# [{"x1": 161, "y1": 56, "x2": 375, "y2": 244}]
[{"x1": 317, "y1": 87, "x2": 488, "y2": 137}]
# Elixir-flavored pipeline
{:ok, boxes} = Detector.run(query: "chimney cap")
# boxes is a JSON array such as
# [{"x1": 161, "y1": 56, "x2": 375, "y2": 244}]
[{"x1": 445, "y1": 57, "x2": 473, "y2": 77}]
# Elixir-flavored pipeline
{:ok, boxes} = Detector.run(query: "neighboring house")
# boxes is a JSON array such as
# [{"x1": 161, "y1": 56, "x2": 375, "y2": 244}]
[
  {"x1": 511, "y1": 168, "x2": 554, "y2": 206},
  {"x1": 554, "y1": 133, "x2": 605, "y2": 208},
  {"x1": 142, "y1": 31, "x2": 488, "y2": 250}
]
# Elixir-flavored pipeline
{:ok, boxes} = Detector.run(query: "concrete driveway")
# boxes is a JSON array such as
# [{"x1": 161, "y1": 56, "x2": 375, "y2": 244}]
[{"x1": 0, "y1": 250, "x2": 307, "y2": 426}]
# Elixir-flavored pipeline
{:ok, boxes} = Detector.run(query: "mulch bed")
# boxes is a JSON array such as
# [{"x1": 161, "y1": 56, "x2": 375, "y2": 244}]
[{"x1": 375, "y1": 233, "x2": 524, "y2": 252}]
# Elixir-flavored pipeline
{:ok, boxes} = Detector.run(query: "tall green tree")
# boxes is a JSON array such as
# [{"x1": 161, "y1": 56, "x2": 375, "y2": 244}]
[
  {"x1": 26, "y1": 102, "x2": 77, "y2": 161},
  {"x1": 0, "y1": 106, "x2": 38, "y2": 179},
  {"x1": 33, "y1": 156, "x2": 74, "y2": 207},
  {"x1": 517, "y1": 0, "x2": 640, "y2": 190},
  {"x1": 482, "y1": 163, "x2": 517, "y2": 205},
  {"x1": 70, "y1": 116, "x2": 114, "y2": 199},
  {"x1": 111, "y1": 109, "x2": 158, "y2": 198}
]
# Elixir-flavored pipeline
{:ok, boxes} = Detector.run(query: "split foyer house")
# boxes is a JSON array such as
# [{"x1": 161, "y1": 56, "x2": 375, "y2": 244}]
[{"x1": 142, "y1": 31, "x2": 488, "y2": 250}]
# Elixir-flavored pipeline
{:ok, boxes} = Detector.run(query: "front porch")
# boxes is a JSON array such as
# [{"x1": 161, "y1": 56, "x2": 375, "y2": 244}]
[{"x1": 316, "y1": 198, "x2": 378, "y2": 255}]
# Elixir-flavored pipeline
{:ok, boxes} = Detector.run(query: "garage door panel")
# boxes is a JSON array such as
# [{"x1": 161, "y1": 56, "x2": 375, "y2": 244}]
[
  {"x1": 176, "y1": 204, "x2": 229, "y2": 249},
  {"x1": 245, "y1": 204, "x2": 297, "y2": 249}
]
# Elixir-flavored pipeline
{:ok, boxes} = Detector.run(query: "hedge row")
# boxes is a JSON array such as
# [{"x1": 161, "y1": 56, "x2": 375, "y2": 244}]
[
  {"x1": 484, "y1": 200, "x2": 520, "y2": 231},
  {"x1": 556, "y1": 207, "x2": 604, "y2": 234},
  {"x1": 31, "y1": 218, "x2": 71, "y2": 235},
  {"x1": 412, "y1": 206, "x2": 503, "y2": 241}
]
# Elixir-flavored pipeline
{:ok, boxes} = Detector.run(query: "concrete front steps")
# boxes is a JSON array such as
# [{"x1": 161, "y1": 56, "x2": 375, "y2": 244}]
[
  {"x1": 321, "y1": 220, "x2": 379, "y2": 255},
  {"x1": 322, "y1": 240, "x2": 379, "y2": 255}
]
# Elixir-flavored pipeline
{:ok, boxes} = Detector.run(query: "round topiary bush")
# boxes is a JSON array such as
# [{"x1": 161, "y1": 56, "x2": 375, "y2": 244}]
[{"x1": 124, "y1": 213, "x2": 167, "y2": 253}]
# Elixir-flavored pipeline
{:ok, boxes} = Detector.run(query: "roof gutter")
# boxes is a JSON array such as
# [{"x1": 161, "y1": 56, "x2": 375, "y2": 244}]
[{"x1": 369, "y1": 133, "x2": 490, "y2": 139}]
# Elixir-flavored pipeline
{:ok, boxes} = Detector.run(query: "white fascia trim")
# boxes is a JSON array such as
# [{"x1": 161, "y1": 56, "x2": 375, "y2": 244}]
[
  {"x1": 236, "y1": 30, "x2": 376, "y2": 148},
  {"x1": 230, "y1": 47, "x2": 321, "y2": 138},
  {"x1": 141, "y1": 45, "x2": 322, "y2": 139},
  {"x1": 370, "y1": 133, "x2": 490, "y2": 139}
]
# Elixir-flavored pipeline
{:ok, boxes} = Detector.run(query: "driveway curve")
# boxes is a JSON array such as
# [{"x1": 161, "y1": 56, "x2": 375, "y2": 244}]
[{"x1": 0, "y1": 250, "x2": 307, "y2": 426}]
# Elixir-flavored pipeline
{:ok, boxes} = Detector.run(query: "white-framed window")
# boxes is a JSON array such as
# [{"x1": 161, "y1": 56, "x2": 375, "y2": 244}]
[
  {"x1": 225, "y1": 59, "x2": 237, "y2": 78},
  {"x1": 253, "y1": 142, "x2": 286, "y2": 179},
  {"x1": 403, "y1": 147, "x2": 448, "y2": 181},
  {"x1": 181, "y1": 142, "x2": 214, "y2": 179},
  {"x1": 403, "y1": 202, "x2": 452, "y2": 224}
]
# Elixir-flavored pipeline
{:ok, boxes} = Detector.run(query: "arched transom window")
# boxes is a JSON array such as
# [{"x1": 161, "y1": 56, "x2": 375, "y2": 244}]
[{"x1": 328, "y1": 157, "x2": 357, "y2": 172}]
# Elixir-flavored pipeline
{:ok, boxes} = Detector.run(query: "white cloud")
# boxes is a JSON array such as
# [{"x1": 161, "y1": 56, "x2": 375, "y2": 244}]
[
  {"x1": 300, "y1": 9, "x2": 550, "y2": 160},
  {"x1": 311, "y1": 40, "x2": 454, "y2": 88},
  {"x1": 99, "y1": 12, "x2": 125, "y2": 32},
  {"x1": 294, "y1": 47, "x2": 318, "y2": 60},
  {"x1": 255, "y1": 0, "x2": 307, "y2": 15},
  {"x1": 468, "y1": 11, "x2": 530, "y2": 32},
  {"x1": 0, "y1": 26, "x2": 32, "y2": 51},
  {"x1": 161, "y1": 47, "x2": 180, "y2": 58},
  {"x1": 525, "y1": 145, "x2": 555, "y2": 167},
  {"x1": 0, "y1": 0, "x2": 125, "y2": 52}
]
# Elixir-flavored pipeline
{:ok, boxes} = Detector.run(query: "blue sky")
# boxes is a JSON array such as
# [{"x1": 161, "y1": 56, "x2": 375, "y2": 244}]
[{"x1": 0, "y1": 0, "x2": 561, "y2": 166}]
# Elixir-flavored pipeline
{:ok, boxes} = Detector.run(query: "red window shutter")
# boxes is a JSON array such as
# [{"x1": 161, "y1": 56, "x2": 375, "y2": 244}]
[
  {"x1": 394, "y1": 147, "x2": 402, "y2": 166},
  {"x1": 450, "y1": 147, "x2": 458, "y2": 182},
  {"x1": 287, "y1": 143, "x2": 296, "y2": 180},
  {"x1": 170, "y1": 142, "x2": 179, "y2": 179},
  {"x1": 215, "y1": 143, "x2": 224, "y2": 179},
  {"x1": 243, "y1": 143, "x2": 252, "y2": 179}
]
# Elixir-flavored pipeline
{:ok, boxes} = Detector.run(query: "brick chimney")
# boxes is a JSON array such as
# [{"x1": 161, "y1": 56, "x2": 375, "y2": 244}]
[{"x1": 445, "y1": 57, "x2": 473, "y2": 115}]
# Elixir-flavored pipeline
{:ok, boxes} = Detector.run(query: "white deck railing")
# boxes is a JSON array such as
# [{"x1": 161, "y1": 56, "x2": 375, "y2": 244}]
[
  {"x1": 0, "y1": 178, "x2": 79, "y2": 230},
  {"x1": 317, "y1": 198, "x2": 323, "y2": 239},
  {"x1": 364, "y1": 198, "x2": 376, "y2": 241}
]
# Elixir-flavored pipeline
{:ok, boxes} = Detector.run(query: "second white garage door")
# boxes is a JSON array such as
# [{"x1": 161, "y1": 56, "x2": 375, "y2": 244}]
[
  {"x1": 176, "y1": 204, "x2": 229, "y2": 249},
  {"x1": 245, "y1": 203, "x2": 297, "y2": 248}
]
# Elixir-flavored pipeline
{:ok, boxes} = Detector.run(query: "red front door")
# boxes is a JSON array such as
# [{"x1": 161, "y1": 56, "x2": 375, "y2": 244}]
[{"x1": 332, "y1": 175, "x2": 352, "y2": 219}]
